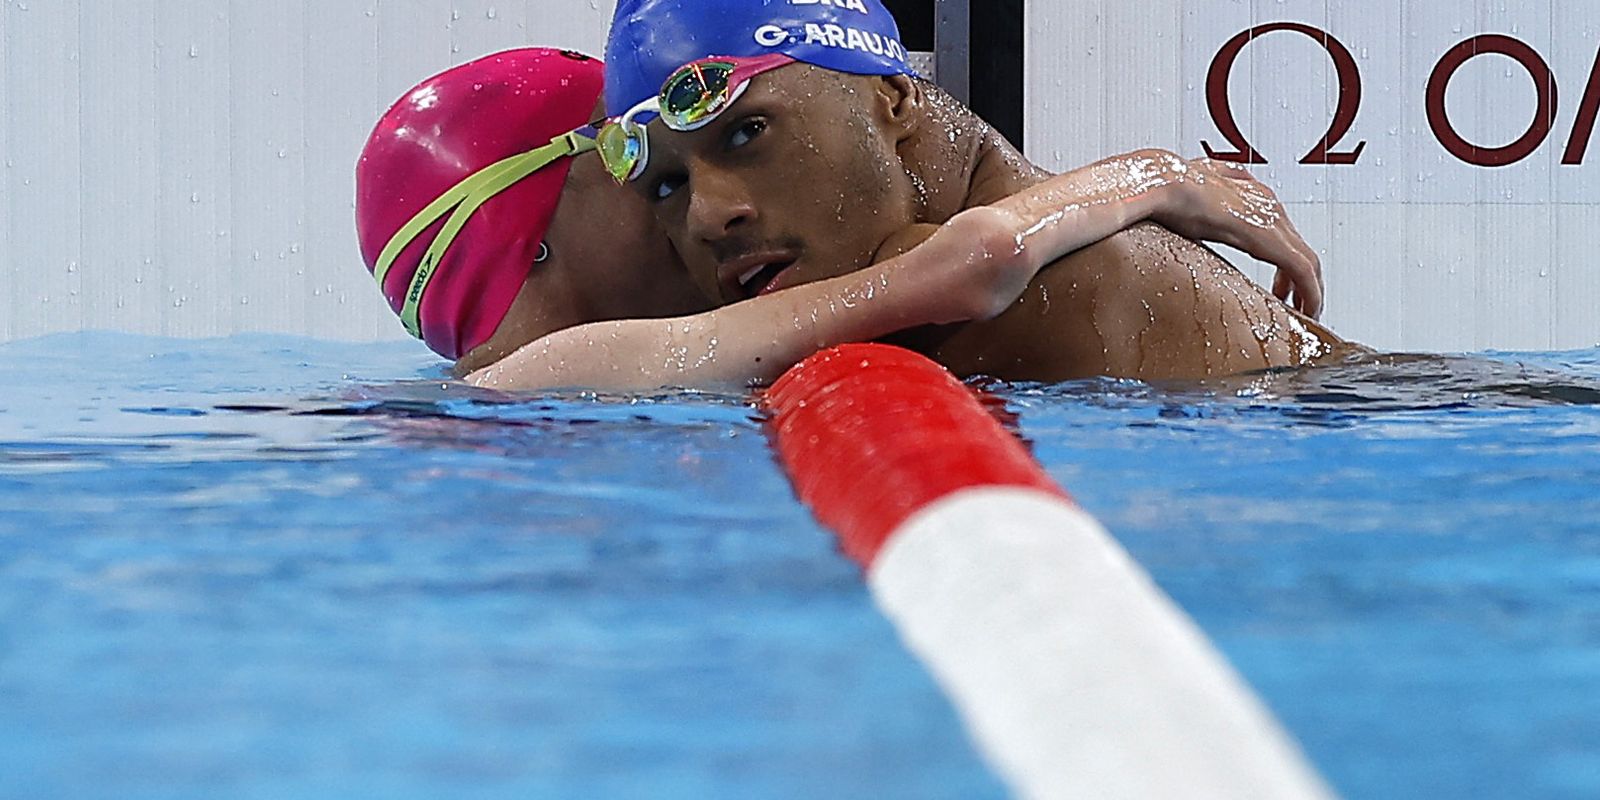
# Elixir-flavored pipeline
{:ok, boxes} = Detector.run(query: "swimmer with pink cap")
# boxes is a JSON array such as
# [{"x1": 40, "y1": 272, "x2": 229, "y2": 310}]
[
  {"x1": 355, "y1": 47, "x2": 1338, "y2": 390},
  {"x1": 358, "y1": 48, "x2": 707, "y2": 372}
]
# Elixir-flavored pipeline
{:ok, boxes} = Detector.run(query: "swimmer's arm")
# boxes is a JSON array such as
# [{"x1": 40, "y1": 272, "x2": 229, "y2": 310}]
[
  {"x1": 970, "y1": 148, "x2": 1325, "y2": 318},
  {"x1": 465, "y1": 211, "x2": 1022, "y2": 391},
  {"x1": 467, "y1": 150, "x2": 1246, "y2": 392},
  {"x1": 870, "y1": 149, "x2": 1185, "y2": 277}
]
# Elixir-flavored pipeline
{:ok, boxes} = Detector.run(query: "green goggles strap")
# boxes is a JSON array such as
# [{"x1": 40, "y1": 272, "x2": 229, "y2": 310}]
[{"x1": 373, "y1": 130, "x2": 597, "y2": 340}]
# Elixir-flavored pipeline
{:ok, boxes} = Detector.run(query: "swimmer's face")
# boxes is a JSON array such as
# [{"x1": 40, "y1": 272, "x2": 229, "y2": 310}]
[
  {"x1": 628, "y1": 65, "x2": 921, "y2": 304},
  {"x1": 545, "y1": 151, "x2": 710, "y2": 320},
  {"x1": 458, "y1": 149, "x2": 710, "y2": 374}
]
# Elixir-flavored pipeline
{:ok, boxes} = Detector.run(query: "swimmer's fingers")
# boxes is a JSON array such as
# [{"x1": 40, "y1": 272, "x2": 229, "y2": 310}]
[
  {"x1": 1261, "y1": 235, "x2": 1322, "y2": 319},
  {"x1": 1157, "y1": 156, "x2": 1324, "y2": 317},
  {"x1": 1273, "y1": 269, "x2": 1294, "y2": 307},
  {"x1": 1263, "y1": 193, "x2": 1323, "y2": 318},
  {"x1": 1223, "y1": 170, "x2": 1325, "y2": 319},
  {"x1": 1265, "y1": 229, "x2": 1323, "y2": 319},
  {"x1": 1284, "y1": 216, "x2": 1324, "y2": 318}
]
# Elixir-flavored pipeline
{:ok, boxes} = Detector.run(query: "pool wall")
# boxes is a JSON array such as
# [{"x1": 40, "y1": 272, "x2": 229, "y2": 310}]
[
  {"x1": 2, "y1": 0, "x2": 1596, "y2": 352},
  {"x1": 0, "y1": 1, "x2": 617, "y2": 346},
  {"x1": 1024, "y1": 0, "x2": 1600, "y2": 352}
]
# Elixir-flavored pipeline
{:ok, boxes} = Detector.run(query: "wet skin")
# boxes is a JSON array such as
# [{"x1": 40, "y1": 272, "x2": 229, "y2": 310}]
[
  {"x1": 455, "y1": 146, "x2": 711, "y2": 376},
  {"x1": 631, "y1": 64, "x2": 1354, "y2": 382}
]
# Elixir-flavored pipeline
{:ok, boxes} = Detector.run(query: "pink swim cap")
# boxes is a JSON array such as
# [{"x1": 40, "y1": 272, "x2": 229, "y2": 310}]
[{"x1": 356, "y1": 48, "x2": 604, "y2": 360}]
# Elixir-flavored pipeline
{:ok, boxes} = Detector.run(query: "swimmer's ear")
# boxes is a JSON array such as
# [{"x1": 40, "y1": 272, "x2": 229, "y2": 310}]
[{"x1": 871, "y1": 74, "x2": 922, "y2": 142}]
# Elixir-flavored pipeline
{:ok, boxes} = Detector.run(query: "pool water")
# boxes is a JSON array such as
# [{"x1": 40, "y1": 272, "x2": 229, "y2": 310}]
[{"x1": 2, "y1": 333, "x2": 1598, "y2": 798}]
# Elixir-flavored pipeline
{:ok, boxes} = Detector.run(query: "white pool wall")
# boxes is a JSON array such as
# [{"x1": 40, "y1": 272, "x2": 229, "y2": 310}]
[
  {"x1": 1026, "y1": 0, "x2": 1600, "y2": 352},
  {"x1": 0, "y1": 0, "x2": 614, "y2": 347}
]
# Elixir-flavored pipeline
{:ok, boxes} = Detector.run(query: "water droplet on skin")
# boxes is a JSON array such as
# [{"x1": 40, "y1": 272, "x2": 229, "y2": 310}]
[
  {"x1": 486, "y1": 6, "x2": 496, "y2": 19},
  {"x1": 188, "y1": 45, "x2": 198, "y2": 58}
]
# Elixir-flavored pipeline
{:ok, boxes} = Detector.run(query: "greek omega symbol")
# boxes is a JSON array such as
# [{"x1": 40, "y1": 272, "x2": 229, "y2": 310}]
[
  {"x1": 1202, "y1": 23, "x2": 1366, "y2": 165},
  {"x1": 1200, "y1": 24, "x2": 1600, "y2": 167}
]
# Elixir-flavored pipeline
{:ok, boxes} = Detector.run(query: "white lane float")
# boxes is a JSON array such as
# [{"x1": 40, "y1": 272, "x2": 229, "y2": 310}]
[{"x1": 763, "y1": 343, "x2": 1333, "y2": 800}]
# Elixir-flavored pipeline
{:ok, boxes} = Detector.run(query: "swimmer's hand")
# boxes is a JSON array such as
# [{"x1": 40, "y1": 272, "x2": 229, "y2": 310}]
[{"x1": 1143, "y1": 152, "x2": 1324, "y2": 319}]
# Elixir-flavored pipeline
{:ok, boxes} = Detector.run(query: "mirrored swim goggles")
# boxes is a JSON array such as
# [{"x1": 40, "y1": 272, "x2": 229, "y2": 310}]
[
  {"x1": 372, "y1": 126, "x2": 598, "y2": 339},
  {"x1": 598, "y1": 53, "x2": 794, "y2": 184}
]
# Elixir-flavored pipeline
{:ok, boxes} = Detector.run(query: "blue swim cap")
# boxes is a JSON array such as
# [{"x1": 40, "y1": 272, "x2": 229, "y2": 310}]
[{"x1": 605, "y1": 0, "x2": 914, "y2": 119}]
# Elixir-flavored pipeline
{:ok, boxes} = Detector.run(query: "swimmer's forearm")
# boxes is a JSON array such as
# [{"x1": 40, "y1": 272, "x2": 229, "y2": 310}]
[
  {"x1": 986, "y1": 149, "x2": 1175, "y2": 270},
  {"x1": 999, "y1": 149, "x2": 1326, "y2": 317},
  {"x1": 464, "y1": 255, "x2": 950, "y2": 391}
]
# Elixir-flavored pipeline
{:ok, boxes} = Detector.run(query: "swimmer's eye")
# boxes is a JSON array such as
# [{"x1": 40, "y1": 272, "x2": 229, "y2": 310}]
[
  {"x1": 726, "y1": 116, "x2": 767, "y2": 150},
  {"x1": 653, "y1": 174, "x2": 686, "y2": 201}
]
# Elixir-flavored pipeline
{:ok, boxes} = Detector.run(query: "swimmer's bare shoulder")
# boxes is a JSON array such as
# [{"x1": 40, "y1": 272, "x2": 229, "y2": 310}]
[{"x1": 899, "y1": 133, "x2": 1353, "y2": 382}]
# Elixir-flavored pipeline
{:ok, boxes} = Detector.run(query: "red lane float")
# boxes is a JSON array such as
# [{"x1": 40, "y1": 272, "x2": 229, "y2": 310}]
[
  {"x1": 763, "y1": 343, "x2": 1331, "y2": 799},
  {"x1": 765, "y1": 343, "x2": 1063, "y2": 566}
]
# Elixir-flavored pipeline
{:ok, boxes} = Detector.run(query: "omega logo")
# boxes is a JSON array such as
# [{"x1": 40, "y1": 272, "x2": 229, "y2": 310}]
[{"x1": 1202, "y1": 23, "x2": 1600, "y2": 167}]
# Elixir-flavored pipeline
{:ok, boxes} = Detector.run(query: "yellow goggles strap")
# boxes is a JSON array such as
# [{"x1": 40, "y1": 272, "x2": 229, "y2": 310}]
[{"x1": 373, "y1": 129, "x2": 597, "y2": 339}]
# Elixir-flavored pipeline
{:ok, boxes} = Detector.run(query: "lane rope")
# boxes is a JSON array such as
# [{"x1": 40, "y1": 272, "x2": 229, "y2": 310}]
[{"x1": 763, "y1": 343, "x2": 1332, "y2": 799}]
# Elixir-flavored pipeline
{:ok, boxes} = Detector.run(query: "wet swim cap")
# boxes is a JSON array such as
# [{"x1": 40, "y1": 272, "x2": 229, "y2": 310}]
[
  {"x1": 604, "y1": 0, "x2": 913, "y2": 119},
  {"x1": 356, "y1": 48, "x2": 603, "y2": 360}
]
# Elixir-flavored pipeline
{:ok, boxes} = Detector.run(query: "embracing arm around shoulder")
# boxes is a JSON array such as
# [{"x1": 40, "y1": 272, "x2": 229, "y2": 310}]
[
  {"x1": 465, "y1": 148, "x2": 1294, "y2": 392},
  {"x1": 465, "y1": 214, "x2": 1024, "y2": 392}
]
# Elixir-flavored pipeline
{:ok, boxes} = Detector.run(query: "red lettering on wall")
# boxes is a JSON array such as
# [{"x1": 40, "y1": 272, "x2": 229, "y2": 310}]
[
  {"x1": 1202, "y1": 22, "x2": 1366, "y2": 165},
  {"x1": 1562, "y1": 46, "x2": 1600, "y2": 165},
  {"x1": 1426, "y1": 35, "x2": 1557, "y2": 167}
]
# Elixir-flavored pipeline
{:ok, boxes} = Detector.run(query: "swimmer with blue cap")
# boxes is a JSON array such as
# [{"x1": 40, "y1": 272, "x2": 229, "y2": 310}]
[{"x1": 601, "y1": 0, "x2": 1361, "y2": 381}]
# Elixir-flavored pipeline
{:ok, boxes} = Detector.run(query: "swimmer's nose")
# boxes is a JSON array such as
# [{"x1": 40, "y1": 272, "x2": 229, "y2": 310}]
[{"x1": 686, "y1": 167, "x2": 758, "y2": 244}]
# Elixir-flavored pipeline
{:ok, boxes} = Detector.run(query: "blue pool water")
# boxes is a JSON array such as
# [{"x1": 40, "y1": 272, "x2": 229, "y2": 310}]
[{"x1": 2, "y1": 333, "x2": 1598, "y2": 799}]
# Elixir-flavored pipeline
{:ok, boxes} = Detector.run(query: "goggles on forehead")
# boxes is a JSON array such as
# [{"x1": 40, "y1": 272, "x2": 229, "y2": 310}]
[
  {"x1": 598, "y1": 53, "x2": 793, "y2": 184},
  {"x1": 373, "y1": 126, "x2": 597, "y2": 339}
]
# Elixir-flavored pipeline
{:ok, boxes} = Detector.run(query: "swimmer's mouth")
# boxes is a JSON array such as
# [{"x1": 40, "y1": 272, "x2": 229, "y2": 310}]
[{"x1": 728, "y1": 256, "x2": 798, "y2": 300}]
